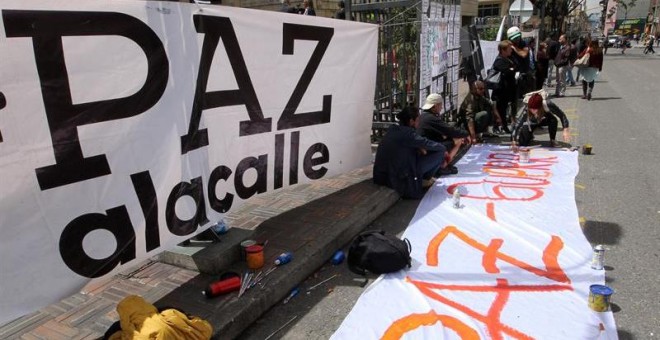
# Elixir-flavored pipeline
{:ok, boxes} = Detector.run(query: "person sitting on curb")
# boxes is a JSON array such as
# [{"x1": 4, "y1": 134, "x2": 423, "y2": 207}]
[
  {"x1": 456, "y1": 80, "x2": 502, "y2": 143},
  {"x1": 373, "y1": 106, "x2": 448, "y2": 199},
  {"x1": 417, "y1": 93, "x2": 468, "y2": 175},
  {"x1": 511, "y1": 92, "x2": 570, "y2": 148}
]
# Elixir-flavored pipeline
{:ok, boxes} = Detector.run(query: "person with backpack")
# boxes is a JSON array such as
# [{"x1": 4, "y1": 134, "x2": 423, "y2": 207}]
[
  {"x1": 511, "y1": 92, "x2": 570, "y2": 147},
  {"x1": 373, "y1": 106, "x2": 448, "y2": 199}
]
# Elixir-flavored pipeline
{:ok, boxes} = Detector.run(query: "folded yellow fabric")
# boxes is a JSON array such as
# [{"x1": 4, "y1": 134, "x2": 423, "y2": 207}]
[{"x1": 109, "y1": 295, "x2": 212, "y2": 340}]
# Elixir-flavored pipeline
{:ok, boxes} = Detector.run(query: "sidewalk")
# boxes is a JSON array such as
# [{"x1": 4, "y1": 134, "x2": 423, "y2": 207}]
[
  {"x1": 1, "y1": 81, "x2": 473, "y2": 340},
  {"x1": 0, "y1": 166, "x2": 399, "y2": 340}
]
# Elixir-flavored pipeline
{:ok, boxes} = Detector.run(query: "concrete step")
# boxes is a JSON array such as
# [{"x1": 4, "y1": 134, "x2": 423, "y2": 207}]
[{"x1": 154, "y1": 180, "x2": 400, "y2": 339}]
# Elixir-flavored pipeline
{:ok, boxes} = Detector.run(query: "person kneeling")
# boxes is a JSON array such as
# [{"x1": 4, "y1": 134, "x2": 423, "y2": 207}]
[
  {"x1": 511, "y1": 93, "x2": 570, "y2": 147},
  {"x1": 373, "y1": 106, "x2": 448, "y2": 199},
  {"x1": 456, "y1": 80, "x2": 503, "y2": 143}
]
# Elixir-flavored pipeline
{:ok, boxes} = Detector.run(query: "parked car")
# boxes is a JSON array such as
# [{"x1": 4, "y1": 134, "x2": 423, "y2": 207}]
[
  {"x1": 606, "y1": 35, "x2": 621, "y2": 47},
  {"x1": 606, "y1": 35, "x2": 632, "y2": 48}
]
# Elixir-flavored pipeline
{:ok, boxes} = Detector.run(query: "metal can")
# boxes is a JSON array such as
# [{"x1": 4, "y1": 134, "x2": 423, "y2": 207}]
[
  {"x1": 452, "y1": 187, "x2": 461, "y2": 209},
  {"x1": 591, "y1": 244, "x2": 605, "y2": 270}
]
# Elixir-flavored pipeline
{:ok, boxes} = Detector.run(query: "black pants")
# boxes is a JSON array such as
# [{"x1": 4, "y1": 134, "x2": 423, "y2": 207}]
[
  {"x1": 517, "y1": 115, "x2": 558, "y2": 146},
  {"x1": 495, "y1": 97, "x2": 517, "y2": 128}
]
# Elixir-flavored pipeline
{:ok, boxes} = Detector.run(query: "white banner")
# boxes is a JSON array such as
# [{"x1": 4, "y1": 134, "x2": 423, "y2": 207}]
[
  {"x1": 0, "y1": 0, "x2": 377, "y2": 324},
  {"x1": 333, "y1": 145, "x2": 617, "y2": 339}
]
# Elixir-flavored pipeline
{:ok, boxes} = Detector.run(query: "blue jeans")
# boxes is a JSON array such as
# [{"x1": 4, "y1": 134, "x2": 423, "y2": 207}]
[
  {"x1": 565, "y1": 65, "x2": 575, "y2": 84},
  {"x1": 418, "y1": 150, "x2": 444, "y2": 180}
]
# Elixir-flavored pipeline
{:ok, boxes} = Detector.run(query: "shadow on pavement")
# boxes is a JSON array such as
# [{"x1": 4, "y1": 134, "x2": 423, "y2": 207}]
[
  {"x1": 589, "y1": 97, "x2": 622, "y2": 101},
  {"x1": 582, "y1": 220, "x2": 623, "y2": 245},
  {"x1": 617, "y1": 329, "x2": 636, "y2": 340}
]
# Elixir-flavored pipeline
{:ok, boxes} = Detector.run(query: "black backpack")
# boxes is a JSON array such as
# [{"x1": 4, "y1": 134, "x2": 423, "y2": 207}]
[{"x1": 347, "y1": 230, "x2": 412, "y2": 275}]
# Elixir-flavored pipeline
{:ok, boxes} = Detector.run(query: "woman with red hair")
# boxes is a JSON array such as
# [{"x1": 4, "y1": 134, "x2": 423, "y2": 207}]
[{"x1": 511, "y1": 93, "x2": 570, "y2": 147}]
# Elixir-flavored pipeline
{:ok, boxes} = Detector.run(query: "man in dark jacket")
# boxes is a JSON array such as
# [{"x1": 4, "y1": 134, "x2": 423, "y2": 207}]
[
  {"x1": 490, "y1": 40, "x2": 518, "y2": 134},
  {"x1": 553, "y1": 34, "x2": 571, "y2": 97},
  {"x1": 417, "y1": 93, "x2": 468, "y2": 173},
  {"x1": 457, "y1": 80, "x2": 502, "y2": 143},
  {"x1": 373, "y1": 107, "x2": 448, "y2": 199}
]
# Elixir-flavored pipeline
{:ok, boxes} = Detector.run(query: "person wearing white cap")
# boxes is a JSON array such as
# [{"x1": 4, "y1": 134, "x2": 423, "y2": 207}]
[
  {"x1": 506, "y1": 26, "x2": 532, "y2": 96},
  {"x1": 417, "y1": 93, "x2": 468, "y2": 175}
]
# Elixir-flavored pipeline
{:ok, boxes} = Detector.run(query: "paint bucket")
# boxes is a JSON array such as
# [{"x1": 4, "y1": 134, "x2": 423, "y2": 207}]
[
  {"x1": 588, "y1": 284, "x2": 614, "y2": 312},
  {"x1": 240, "y1": 239, "x2": 257, "y2": 261},
  {"x1": 519, "y1": 148, "x2": 531, "y2": 163},
  {"x1": 582, "y1": 144, "x2": 593, "y2": 155},
  {"x1": 245, "y1": 244, "x2": 265, "y2": 270}
]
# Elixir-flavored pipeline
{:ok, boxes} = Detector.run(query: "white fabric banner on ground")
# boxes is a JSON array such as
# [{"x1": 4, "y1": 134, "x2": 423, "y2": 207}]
[
  {"x1": 0, "y1": 0, "x2": 377, "y2": 325},
  {"x1": 333, "y1": 145, "x2": 618, "y2": 339}
]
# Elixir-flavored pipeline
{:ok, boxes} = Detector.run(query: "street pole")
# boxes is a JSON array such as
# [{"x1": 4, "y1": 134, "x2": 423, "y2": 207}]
[{"x1": 653, "y1": 0, "x2": 659, "y2": 36}]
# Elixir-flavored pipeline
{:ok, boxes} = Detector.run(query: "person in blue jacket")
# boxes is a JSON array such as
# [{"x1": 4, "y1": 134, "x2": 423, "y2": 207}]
[{"x1": 373, "y1": 106, "x2": 448, "y2": 199}]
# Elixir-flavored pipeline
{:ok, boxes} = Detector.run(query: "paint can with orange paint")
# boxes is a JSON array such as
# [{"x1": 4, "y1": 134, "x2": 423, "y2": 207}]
[{"x1": 588, "y1": 284, "x2": 614, "y2": 312}]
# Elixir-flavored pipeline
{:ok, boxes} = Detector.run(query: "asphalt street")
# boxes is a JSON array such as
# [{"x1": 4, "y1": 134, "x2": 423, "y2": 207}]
[{"x1": 237, "y1": 47, "x2": 660, "y2": 340}]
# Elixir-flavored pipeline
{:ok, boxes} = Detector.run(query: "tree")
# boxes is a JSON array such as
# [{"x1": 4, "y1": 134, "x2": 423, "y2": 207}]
[{"x1": 536, "y1": 0, "x2": 586, "y2": 39}]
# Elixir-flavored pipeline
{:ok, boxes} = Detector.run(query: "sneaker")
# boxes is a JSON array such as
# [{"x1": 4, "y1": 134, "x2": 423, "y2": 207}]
[
  {"x1": 437, "y1": 166, "x2": 458, "y2": 177},
  {"x1": 587, "y1": 93, "x2": 592, "y2": 100},
  {"x1": 492, "y1": 126, "x2": 502, "y2": 135}
]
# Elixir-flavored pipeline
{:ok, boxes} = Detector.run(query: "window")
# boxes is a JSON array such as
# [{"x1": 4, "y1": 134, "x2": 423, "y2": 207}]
[{"x1": 478, "y1": 4, "x2": 500, "y2": 18}]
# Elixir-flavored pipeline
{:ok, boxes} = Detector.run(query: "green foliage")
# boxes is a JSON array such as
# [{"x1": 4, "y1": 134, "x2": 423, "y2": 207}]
[
  {"x1": 384, "y1": 7, "x2": 419, "y2": 108},
  {"x1": 480, "y1": 27, "x2": 500, "y2": 41}
]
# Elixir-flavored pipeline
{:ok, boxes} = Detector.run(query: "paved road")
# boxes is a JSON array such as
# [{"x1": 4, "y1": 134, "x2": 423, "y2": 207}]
[
  {"x1": 237, "y1": 48, "x2": 660, "y2": 340},
  {"x1": 573, "y1": 47, "x2": 660, "y2": 339}
]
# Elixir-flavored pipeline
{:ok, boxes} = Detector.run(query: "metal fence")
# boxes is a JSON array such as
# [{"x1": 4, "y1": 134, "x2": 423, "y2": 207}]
[{"x1": 349, "y1": 0, "x2": 422, "y2": 139}]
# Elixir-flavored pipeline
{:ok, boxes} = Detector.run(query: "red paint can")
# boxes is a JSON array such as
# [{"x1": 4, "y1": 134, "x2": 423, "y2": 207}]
[{"x1": 203, "y1": 276, "x2": 241, "y2": 298}]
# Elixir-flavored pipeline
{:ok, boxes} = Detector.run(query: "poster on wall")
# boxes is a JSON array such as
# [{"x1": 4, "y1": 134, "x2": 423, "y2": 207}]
[
  {"x1": 0, "y1": 0, "x2": 378, "y2": 325},
  {"x1": 419, "y1": 0, "x2": 460, "y2": 113}
]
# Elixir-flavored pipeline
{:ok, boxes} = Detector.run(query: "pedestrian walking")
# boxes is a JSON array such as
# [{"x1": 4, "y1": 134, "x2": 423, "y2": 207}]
[
  {"x1": 575, "y1": 37, "x2": 588, "y2": 82},
  {"x1": 536, "y1": 42, "x2": 550, "y2": 90},
  {"x1": 565, "y1": 39, "x2": 578, "y2": 86},
  {"x1": 545, "y1": 37, "x2": 560, "y2": 86},
  {"x1": 578, "y1": 40, "x2": 604, "y2": 101},
  {"x1": 553, "y1": 35, "x2": 571, "y2": 97},
  {"x1": 644, "y1": 36, "x2": 656, "y2": 54}
]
